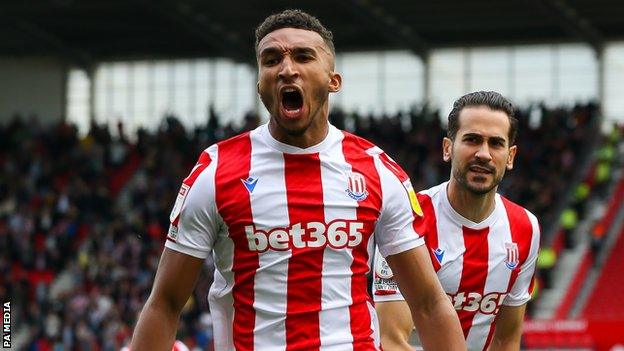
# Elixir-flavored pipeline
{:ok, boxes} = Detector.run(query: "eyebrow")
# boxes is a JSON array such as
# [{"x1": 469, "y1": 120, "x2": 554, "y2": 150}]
[
  {"x1": 462, "y1": 133, "x2": 507, "y2": 143},
  {"x1": 259, "y1": 46, "x2": 317, "y2": 57},
  {"x1": 291, "y1": 47, "x2": 317, "y2": 56}
]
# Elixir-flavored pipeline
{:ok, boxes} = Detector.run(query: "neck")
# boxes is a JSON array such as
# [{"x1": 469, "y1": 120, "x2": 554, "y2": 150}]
[
  {"x1": 269, "y1": 119, "x2": 329, "y2": 148},
  {"x1": 446, "y1": 179, "x2": 497, "y2": 223},
  {"x1": 269, "y1": 103, "x2": 330, "y2": 149}
]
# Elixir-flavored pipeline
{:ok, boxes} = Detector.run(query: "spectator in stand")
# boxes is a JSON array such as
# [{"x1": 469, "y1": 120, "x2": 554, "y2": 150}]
[
  {"x1": 537, "y1": 247, "x2": 557, "y2": 289},
  {"x1": 3, "y1": 100, "x2": 598, "y2": 350},
  {"x1": 594, "y1": 144, "x2": 614, "y2": 199},
  {"x1": 572, "y1": 182, "x2": 591, "y2": 221},
  {"x1": 560, "y1": 207, "x2": 579, "y2": 249},
  {"x1": 590, "y1": 221, "x2": 606, "y2": 262}
]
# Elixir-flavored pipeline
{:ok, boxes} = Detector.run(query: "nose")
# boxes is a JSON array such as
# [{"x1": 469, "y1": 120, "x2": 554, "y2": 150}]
[
  {"x1": 475, "y1": 143, "x2": 493, "y2": 162},
  {"x1": 278, "y1": 56, "x2": 298, "y2": 81}
]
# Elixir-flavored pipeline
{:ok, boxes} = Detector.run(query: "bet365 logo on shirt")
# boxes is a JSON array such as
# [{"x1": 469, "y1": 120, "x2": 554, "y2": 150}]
[
  {"x1": 245, "y1": 220, "x2": 365, "y2": 252},
  {"x1": 447, "y1": 291, "x2": 507, "y2": 315}
]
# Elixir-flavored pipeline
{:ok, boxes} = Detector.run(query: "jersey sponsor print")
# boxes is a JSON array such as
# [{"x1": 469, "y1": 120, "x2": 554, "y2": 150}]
[
  {"x1": 373, "y1": 182, "x2": 540, "y2": 351},
  {"x1": 165, "y1": 123, "x2": 425, "y2": 350}
]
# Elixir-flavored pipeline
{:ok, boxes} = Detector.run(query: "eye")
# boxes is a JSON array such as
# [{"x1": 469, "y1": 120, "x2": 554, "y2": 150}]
[
  {"x1": 490, "y1": 140, "x2": 505, "y2": 148},
  {"x1": 263, "y1": 57, "x2": 280, "y2": 66},
  {"x1": 295, "y1": 54, "x2": 314, "y2": 63}
]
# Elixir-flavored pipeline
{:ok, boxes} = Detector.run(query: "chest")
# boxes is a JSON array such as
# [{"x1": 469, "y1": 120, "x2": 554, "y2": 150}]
[
  {"x1": 215, "y1": 153, "x2": 382, "y2": 249},
  {"x1": 428, "y1": 220, "x2": 520, "y2": 295}
]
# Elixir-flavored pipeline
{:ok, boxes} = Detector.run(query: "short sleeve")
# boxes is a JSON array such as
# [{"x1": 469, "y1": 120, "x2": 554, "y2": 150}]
[
  {"x1": 504, "y1": 211, "x2": 541, "y2": 306},
  {"x1": 165, "y1": 146, "x2": 221, "y2": 259},
  {"x1": 372, "y1": 247, "x2": 407, "y2": 302},
  {"x1": 374, "y1": 153, "x2": 425, "y2": 258}
]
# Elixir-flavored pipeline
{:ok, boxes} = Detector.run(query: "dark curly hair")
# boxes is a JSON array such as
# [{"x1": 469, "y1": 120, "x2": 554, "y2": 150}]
[
  {"x1": 255, "y1": 9, "x2": 335, "y2": 56},
  {"x1": 447, "y1": 91, "x2": 518, "y2": 144}
]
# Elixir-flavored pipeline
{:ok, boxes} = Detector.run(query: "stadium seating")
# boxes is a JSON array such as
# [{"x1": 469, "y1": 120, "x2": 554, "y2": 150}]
[
  {"x1": 1, "y1": 102, "x2": 602, "y2": 350},
  {"x1": 583, "y1": 205, "x2": 624, "y2": 319}
]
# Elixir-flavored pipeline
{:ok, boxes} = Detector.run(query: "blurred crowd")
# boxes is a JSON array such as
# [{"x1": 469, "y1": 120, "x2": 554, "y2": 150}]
[{"x1": 0, "y1": 102, "x2": 599, "y2": 350}]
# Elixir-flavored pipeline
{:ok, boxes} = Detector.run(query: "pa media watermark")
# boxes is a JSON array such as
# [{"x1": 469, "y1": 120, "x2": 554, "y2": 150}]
[{"x1": 2, "y1": 302, "x2": 9, "y2": 349}]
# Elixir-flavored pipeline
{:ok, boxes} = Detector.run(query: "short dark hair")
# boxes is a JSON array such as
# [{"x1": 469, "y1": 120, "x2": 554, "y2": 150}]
[
  {"x1": 254, "y1": 9, "x2": 335, "y2": 56},
  {"x1": 447, "y1": 91, "x2": 518, "y2": 144}
]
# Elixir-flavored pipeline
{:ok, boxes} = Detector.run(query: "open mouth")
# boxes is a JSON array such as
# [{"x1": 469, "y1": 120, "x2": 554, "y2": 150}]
[{"x1": 280, "y1": 88, "x2": 303, "y2": 115}]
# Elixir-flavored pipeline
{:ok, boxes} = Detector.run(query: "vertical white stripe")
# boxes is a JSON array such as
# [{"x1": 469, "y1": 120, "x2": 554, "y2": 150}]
[
  {"x1": 367, "y1": 282, "x2": 382, "y2": 350},
  {"x1": 435, "y1": 195, "x2": 464, "y2": 294},
  {"x1": 205, "y1": 145, "x2": 237, "y2": 351},
  {"x1": 208, "y1": 268, "x2": 235, "y2": 351},
  {"x1": 249, "y1": 132, "x2": 290, "y2": 350},
  {"x1": 209, "y1": 233, "x2": 237, "y2": 350},
  {"x1": 318, "y1": 137, "x2": 357, "y2": 350},
  {"x1": 465, "y1": 200, "x2": 513, "y2": 350}
]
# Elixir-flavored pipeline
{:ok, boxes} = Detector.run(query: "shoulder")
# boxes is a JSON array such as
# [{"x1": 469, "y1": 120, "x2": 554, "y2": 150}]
[
  {"x1": 216, "y1": 131, "x2": 252, "y2": 150},
  {"x1": 419, "y1": 183, "x2": 444, "y2": 199},
  {"x1": 416, "y1": 183, "x2": 445, "y2": 208},
  {"x1": 340, "y1": 130, "x2": 376, "y2": 148},
  {"x1": 340, "y1": 130, "x2": 381, "y2": 154},
  {"x1": 181, "y1": 144, "x2": 218, "y2": 187},
  {"x1": 341, "y1": 130, "x2": 410, "y2": 182},
  {"x1": 499, "y1": 195, "x2": 537, "y2": 220},
  {"x1": 412, "y1": 184, "x2": 444, "y2": 225},
  {"x1": 499, "y1": 195, "x2": 540, "y2": 235}
]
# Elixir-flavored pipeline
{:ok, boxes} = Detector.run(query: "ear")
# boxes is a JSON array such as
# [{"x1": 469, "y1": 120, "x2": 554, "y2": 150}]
[
  {"x1": 507, "y1": 145, "x2": 517, "y2": 170},
  {"x1": 328, "y1": 72, "x2": 342, "y2": 93},
  {"x1": 257, "y1": 81, "x2": 260, "y2": 94},
  {"x1": 442, "y1": 137, "x2": 452, "y2": 162}
]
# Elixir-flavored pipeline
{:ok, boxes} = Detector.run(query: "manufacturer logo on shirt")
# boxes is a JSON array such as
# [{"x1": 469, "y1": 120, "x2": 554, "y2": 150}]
[
  {"x1": 432, "y1": 247, "x2": 445, "y2": 264},
  {"x1": 241, "y1": 177, "x2": 259, "y2": 194},
  {"x1": 345, "y1": 172, "x2": 368, "y2": 201},
  {"x1": 505, "y1": 242, "x2": 519, "y2": 269}
]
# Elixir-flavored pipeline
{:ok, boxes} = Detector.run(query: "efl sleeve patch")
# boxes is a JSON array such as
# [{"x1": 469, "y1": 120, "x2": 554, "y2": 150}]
[
  {"x1": 373, "y1": 255, "x2": 400, "y2": 295},
  {"x1": 170, "y1": 183, "x2": 191, "y2": 223}
]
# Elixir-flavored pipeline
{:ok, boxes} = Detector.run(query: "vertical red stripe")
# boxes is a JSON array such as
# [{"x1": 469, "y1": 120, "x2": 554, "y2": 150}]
[
  {"x1": 483, "y1": 314, "x2": 498, "y2": 351},
  {"x1": 416, "y1": 193, "x2": 441, "y2": 272},
  {"x1": 457, "y1": 226, "x2": 490, "y2": 338},
  {"x1": 214, "y1": 133, "x2": 257, "y2": 350},
  {"x1": 284, "y1": 153, "x2": 324, "y2": 350},
  {"x1": 482, "y1": 198, "x2": 534, "y2": 350},
  {"x1": 343, "y1": 132, "x2": 383, "y2": 350},
  {"x1": 501, "y1": 197, "x2": 534, "y2": 293}
]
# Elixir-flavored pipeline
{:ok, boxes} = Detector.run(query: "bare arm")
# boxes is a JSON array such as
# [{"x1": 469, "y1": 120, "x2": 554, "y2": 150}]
[
  {"x1": 131, "y1": 248, "x2": 205, "y2": 351},
  {"x1": 377, "y1": 300, "x2": 414, "y2": 351},
  {"x1": 386, "y1": 245, "x2": 466, "y2": 351},
  {"x1": 488, "y1": 304, "x2": 526, "y2": 351}
]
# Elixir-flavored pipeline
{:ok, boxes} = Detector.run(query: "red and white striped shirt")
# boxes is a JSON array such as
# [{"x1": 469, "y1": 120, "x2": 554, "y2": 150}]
[
  {"x1": 165, "y1": 123, "x2": 425, "y2": 350},
  {"x1": 373, "y1": 182, "x2": 540, "y2": 351}
]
